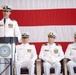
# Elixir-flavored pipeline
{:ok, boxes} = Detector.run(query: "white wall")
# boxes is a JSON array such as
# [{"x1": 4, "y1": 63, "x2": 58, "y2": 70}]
[{"x1": 0, "y1": 0, "x2": 76, "y2": 10}]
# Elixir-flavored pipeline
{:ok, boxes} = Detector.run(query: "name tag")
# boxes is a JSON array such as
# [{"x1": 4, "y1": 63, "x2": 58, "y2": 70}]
[{"x1": 45, "y1": 50, "x2": 49, "y2": 51}]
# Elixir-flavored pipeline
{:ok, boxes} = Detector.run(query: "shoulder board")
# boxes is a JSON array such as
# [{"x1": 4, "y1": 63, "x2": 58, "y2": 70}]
[
  {"x1": 56, "y1": 44, "x2": 61, "y2": 46},
  {"x1": 16, "y1": 44, "x2": 20, "y2": 47},
  {"x1": 69, "y1": 43, "x2": 74, "y2": 46},
  {"x1": 71, "y1": 42, "x2": 74, "y2": 44},
  {"x1": 42, "y1": 44, "x2": 47, "y2": 46},
  {"x1": 12, "y1": 20, "x2": 17, "y2": 21},
  {"x1": 29, "y1": 43, "x2": 34, "y2": 45}
]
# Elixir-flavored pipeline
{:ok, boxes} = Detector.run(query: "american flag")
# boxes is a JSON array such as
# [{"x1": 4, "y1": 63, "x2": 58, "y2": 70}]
[{"x1": 0, "y1": 0, "x2": 76, "y2": 54}]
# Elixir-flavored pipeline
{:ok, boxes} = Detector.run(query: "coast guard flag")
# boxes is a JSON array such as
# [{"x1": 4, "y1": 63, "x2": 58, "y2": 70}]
[{"x1": 0, "y1": 0, "x2": 76, "y2": 54}]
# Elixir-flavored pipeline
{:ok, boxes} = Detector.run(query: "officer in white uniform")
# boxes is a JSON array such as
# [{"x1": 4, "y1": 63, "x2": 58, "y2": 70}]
[
  {"x1": 15, "y1": 32, "x2": 37, "y2": 75},
  {"x1": 65, "y1": 32, "x2": 76, "y2": 75},
  {"x1": 0, "y1": 5, "x2": 21, "y2": 75},
  {"x1": 0, "y1": 5, "x2": 21, "y2": 40},
  {"x1": 39, "y1": 32, "x2": 64, "y2": 75}
]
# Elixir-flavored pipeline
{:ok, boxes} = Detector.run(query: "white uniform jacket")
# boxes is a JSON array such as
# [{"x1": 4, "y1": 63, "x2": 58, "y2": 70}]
[
  {"x1": 15, "y1": 43, "x2": 37, "y2": 63},
  {"x1": 65, "y1": 43, "x2": 76, "y2": 62},
  {"x1": 0, "y1": 18, "x2": 21, "y2": 41},
  {"x1": 39, "y1": 43, "x2": 64, "y2": 63}
]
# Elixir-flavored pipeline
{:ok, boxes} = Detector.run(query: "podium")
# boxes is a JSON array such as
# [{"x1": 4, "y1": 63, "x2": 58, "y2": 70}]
[{"x1": 0, "y1": 37, "x2": 18, "y2": 75}]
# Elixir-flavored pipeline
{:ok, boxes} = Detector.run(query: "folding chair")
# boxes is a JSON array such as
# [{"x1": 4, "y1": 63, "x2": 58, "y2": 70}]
[
  {"x1": 64, "y1": 58, "x2": 76, "y2": 75},
  {"x1": 21, "y1": 60, "x2": 37, "y2": 75},
  {"x1": 41, "y1": 59, "x2": 65, "y2": 75}
]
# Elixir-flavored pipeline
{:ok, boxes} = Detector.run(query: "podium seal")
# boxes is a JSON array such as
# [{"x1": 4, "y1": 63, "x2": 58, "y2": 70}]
[{"x1": 0, "y1": 45, "x2": 11, "y2": 58}]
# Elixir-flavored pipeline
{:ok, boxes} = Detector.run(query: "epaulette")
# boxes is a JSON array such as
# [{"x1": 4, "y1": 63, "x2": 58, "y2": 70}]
[
  {"x1": 29, "y1": 43, "x2": 32, "y2": 45},
  {"x1": 71, "y1": 42, "x2": 73, "y2": 44},
  {"x1": 42, "y1": 44, "x2": 47, "y2": 46},
  {"x1": 56, "y1": 44, "x2": 61, "y2": 46},
  {"x1": 12, "y1": 20, "x2": 17, "y2": 22},
  {"x1": 29, "y1": 43, "x2": 34, "y2": 45}
]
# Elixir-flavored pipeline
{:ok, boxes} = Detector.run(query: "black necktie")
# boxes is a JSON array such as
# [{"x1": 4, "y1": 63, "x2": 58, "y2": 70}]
[{"x1": 4, "y1": 18, "x2": 6, "y2": 25}]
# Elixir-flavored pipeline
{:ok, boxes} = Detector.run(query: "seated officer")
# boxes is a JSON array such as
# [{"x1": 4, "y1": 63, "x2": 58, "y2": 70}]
[
  {"x1": 65, "y1": 32, "x2": 76, "y2": 75},
  {"x1": 39, "y1": 32, "x2": 64, "y2": 75},
  {"x1": 15, "y1": 32, "x2": 37, "y2": 75}
]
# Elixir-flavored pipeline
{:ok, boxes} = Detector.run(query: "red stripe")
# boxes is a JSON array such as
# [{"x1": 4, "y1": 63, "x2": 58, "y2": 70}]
[
  {"x1": 17, "y1": 42, "x2": 71, "y2": 55},
  {"x1": 0, "y1": 9, "x2": 76, "y2": 26}
]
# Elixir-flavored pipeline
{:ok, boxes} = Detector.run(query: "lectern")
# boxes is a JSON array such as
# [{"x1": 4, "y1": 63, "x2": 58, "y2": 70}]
[{"x1": 0, "y1": 37, "x2": 18, "y2": 75}]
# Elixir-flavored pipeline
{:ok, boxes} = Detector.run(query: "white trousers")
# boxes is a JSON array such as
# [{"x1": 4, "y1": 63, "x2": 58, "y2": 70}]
[
  {"x1": 67, "y1": 61, "x2": 76, "y2": 75},
  {"x1": 43, "y1": 62, "x2": 61, "y2": 75},
  {"x1": 0, "y1": 43, "x2": 15, "y2": 75},
  {"x1": 15, "y1": 60, "x2": 35, "y2": 75}
]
